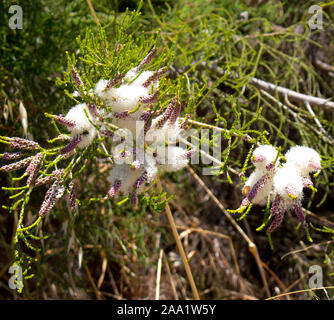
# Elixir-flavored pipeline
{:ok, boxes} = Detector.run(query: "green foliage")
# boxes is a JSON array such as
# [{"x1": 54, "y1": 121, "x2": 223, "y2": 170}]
[{"x1": 0, "y1": 0, "x2": 334, "y2": 299}]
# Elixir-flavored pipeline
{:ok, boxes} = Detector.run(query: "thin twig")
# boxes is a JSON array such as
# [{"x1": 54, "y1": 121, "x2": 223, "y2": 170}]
[
  {"x1": 155, "y1": 249, "x2": 163, "y2": 300},
  {"x1": 186, "y1": 165, "x2": 271, "y2": 297},
  {"x1": 86, "y1": 0, "x2": 100, "y2": 26},
  {"x1": 163, "y1": 251, "x2": 179, "y2": 300},
  {"x1": 266, "y1": 286, "x2": 334, "y2": 300},
  {"x1": 156, "y1": 176, "x2": 200, "y2": 300}
]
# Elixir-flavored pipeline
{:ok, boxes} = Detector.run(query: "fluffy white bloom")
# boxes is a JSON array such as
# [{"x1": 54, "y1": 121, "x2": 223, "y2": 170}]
[
  {"x1": 284, "y1": 146, "x2": 321, "y2": 176},
  {"x1": 155, "y1": 145, "x2": 189, "y2": 173},
  {"x1": 273, "y1": 164, "x2": 304, "y2": 204},
  {"x1": 252, "y1": 144, "x2": 278, "y2": 170},
  {"x1": 94, "y1": 80, "x2": 149, "y2": 112},
  {"x1": 65, "y1": 103, "x2": 97, "y2": 149}
]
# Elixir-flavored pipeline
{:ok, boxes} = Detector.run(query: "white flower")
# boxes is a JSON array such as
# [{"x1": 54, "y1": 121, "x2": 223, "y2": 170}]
[
  {"x1": 94, "y1": 80, "x2": 149, "y2": 112},
  {"x1": 155, "y1": 145, "x2": 190, "y2": 173},
  {"x1": 251, "y1": 144, "x2": 278, "y2": 170},
  {"x1": 64, "y1": 103, "x2": 97, "y2": 149},
  {"x1": 273, "y1": 164, "x2": 304, "y2": 206},
  {"x1": 284, "y1": 145, "x2": 321, "y2": 176}
]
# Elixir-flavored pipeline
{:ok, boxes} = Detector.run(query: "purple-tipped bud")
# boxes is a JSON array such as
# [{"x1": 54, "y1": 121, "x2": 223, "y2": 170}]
[
  {"x1": 134, "y1": 173, "x2": 148, "y2": 189},
  {"x1": 142, "y1": 67, "x2": 168, "y2": 88},
  {"x1": 87, "y1": 102, "x2": 99, "y2": 117},
  {"x1": 247, "y1": 174, "x2": 269, "y2": 202},
  {"x1": 26, "y1": 152, "x2": 43, "y2": 187},
  {"x1": 168, "y1": 98, "x2": 181, "y2": 125},
  {"x1": 100, "y1": 128, "x2": 115, "y2": 138},
  {"x1": 294, "y1": 201, "x2": 306, "y2": 226},
  {"x1": 114, "y1": 111, "x2": 130, "y2": 119},
  {"x1": 39, "y1": 180, "x2": 65, "y2": 217},
  {"x1": 68, "y1": 180, "x2": 78, "y2": 212},
  {"x1": 71, "y1": 65, "x2": 85, "y2": 97},
  {"x1": 60, "y1": 135, "x2": 81, "y2": 154},
  {"x1": 302, "y1": 177, "x2": 313, "y2": 188},
  {"x1": 130, "y1": 191, "x2": 138, "y2": 206},
  {"x1": 268, "y1": 194, "x2": 285, "y2": 233},
  {"x1": 154, "y1": 101, "x2": 175, "y2": 129},
  {"x1": 105, "y1": 179, "x2": 121, "y2": 199},
  {"x1": 52, "y1": 115, "x2": 76, "y2": 128},
  {"x1": 137, "y1": 46, "x2": 156, "y2": 71},
  {"x1": 140, "y1": 110, "x2": 153, "y2": 122},
  {"x1": 0, "y1": 156, "x2": 34, "y2": 173},
  {"x1": 106, "y1": 72, "x2": 124, "y2": 90},
  {"x1": 139, "y1": 91, "x2": 159, "y2": 104},
  {"x1": 2, "y1": 152, "x2": 24, "y2": 160},
  {"x1": 8, "y1": 137, "x2": 40, "y2": 151}
]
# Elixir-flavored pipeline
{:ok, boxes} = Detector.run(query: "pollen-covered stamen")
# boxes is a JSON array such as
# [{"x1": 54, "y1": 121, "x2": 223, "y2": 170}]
[
  {"x1": 285, "y1": 185, "x2": 298, "y2": 199},
  {"x1": 105, "y1": 179, "x2": 122, "y2": 199},
  {"x1": 252, "y1": 154, "x2": 265, "y2": 163},
  {"x1": 105, "y1": 72, "x2": 124, "y2": 90},
  {"x1": 8, "y1": 137, "x2": 40, "y2": 151},
  {"x1": 293, "y1": 201, "x2": 306, "y2": 226},
  {"x1": 113, "y1": 111, "x2": 130, "y2": 119},
  {"x1": 87, "y1": 102, "x2": 99, "y2": 117},
  {"x1": 52, "y1": 115, "x2": 76, "y2": 128},
  {"x1": 26, "y1": 152, "x2": 43, "y2": 187},
  {"x1": 137, "y1": 46, "x2": 157, "y2": 71},
  {"x1": 139, "y1": 90, "x2": 160, "y2": 104},
  {"x1": 60, "y1": 135, "x2": 82, "y2": 154},
  {"x1": 71, "y1": 65, "x2": 85, "y2": 96},
  {"x1": 268, "y1": 194, "x2": 285, "y2": 233},
  {"x1": 142, "y1": 67, "x2": 168, "y2": 88},
  {"x1": 0, "y1": 156, "x2": 34, "y2": 172},
  {"x1": 247, "y1": 174, "x2": 269, "y2": 202},
  {"x1": 1, "y1": 152, "x2": 24, "y2": 160}
]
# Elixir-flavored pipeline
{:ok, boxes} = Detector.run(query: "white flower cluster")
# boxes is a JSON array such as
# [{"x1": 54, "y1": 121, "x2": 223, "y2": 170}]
[
  {"x1": 55, "y1": 49, "x2": 191, "y2": 204},
  {"x1": 238, "y1": 144, "x2": 321, "y2": 232}
]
